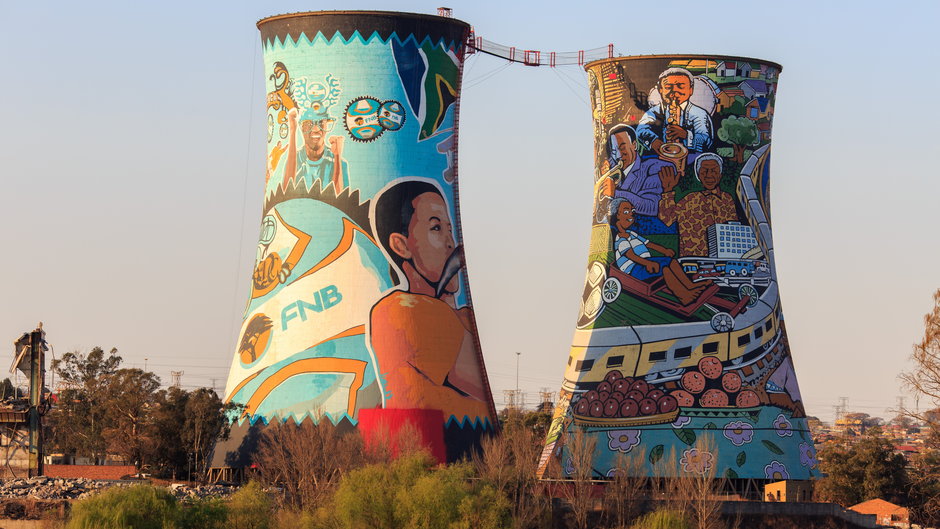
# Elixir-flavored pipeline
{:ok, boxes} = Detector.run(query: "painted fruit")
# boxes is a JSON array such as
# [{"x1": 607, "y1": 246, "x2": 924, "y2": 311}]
[
  {"x1": 575, "y1": 399, "x2": 590, "y2": 415},
  {"x1": 721, "y1": 372, "x2": 742, "y2": 393},
  {"x1": 612, "y1": 379, "x2": 631, "y2": 394},
  {"x1": 647, "y1": 389, "x2": 665, "y2": 401},
  {"x1": 700, "y1": 389, "x2": 730, "y2": 408},
  {"x1": 597, "y1": 391, "x2": 610, "y2": 402},
  {"x1": 610, "y1": 392, "x2": 625, "y2": 402},
  {"x1": 589, "y1": 400, "x2": 605, "y2": 417},
  {"x1": 698, "y1": 356, "x2": 723, "y2": 379},
  {"x1": 603, "y1": 398, "x2": 620, "y2": 417},
  {"x1": 736, "y1": 390, "x2": 760, "y2": 407},
  {"x1": 681, "y1": 371, "x2": 707, "y2": 394},
  {"x1": 597, "y1": 381, "x2": 612, "y2": 394},
  {"x1": 584, "y1": 390, "x2": 600, "y2": 402},
  {"x1": 671, "y1": 389, "x2": 695, "y2": 407},
  {"x1": 626, "y1": 390, "x2": 645, "y2": 403},
  {"x1": 629, "y1": 379, "x2": 650, "y2": 395},
  {"x1": 604, "y1": 370, "x2": 622, "y2": 384},
  {"x1": 639, "y1": 398, "x2": 658, "y2": 415},
  {"x1": 658, "y1": 395, "x2": 678, "y2": 413},
  {"x1": 620, "y1": 399, "x2": 639, "y2": 417}
]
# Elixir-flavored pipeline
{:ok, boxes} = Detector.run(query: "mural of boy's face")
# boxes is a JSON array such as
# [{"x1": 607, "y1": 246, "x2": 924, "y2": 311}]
[
  {"x1": 659, "y1": 74, "x2": 692, "y2": 105},
  {"x1": 615, "y1": 200, "x2": 636, "y2": 232},
  {"x1": 389, "y1": 192, "x2": 458, "y2": 292}
]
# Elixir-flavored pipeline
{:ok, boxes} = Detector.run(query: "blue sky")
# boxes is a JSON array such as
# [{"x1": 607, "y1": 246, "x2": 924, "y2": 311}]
[{"x1": 2, "y1": 1, "x2": 938, "y2": 422}]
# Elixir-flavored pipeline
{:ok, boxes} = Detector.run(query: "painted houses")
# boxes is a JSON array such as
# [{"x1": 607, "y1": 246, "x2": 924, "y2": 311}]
[{"x1": 716, "y1": 60, "x2": 752, "y2": 78}]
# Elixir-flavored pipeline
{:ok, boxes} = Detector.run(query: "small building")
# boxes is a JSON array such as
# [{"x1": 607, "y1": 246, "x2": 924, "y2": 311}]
[
  {"x1": 745, "y1": 97, "x2": 773, "y2": 121},
  {"x1": 757, "y1": 121, "x2": 772, "y2": 141},
  {"x1": 707, "y1": 221, "x2": 758, "y2": 259},
  {"x1": 716, "y1": 88, "x2": 745, "y2": 112},
  {"x1": 763, "y1": 480, "x2": 813, "y2": 502},
  {"x1": 739, "y1": 79, "x2": 770, "y2": 99},
  {"x1": 849, "y1": 498, "x2": 909, "y2": 527},
  {"x1": 716, "y1": 60, "x2": 752, "y2": 79}
]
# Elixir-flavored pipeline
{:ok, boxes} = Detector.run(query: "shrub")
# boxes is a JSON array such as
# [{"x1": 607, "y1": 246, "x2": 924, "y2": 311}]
[
  {"x1": 332, "y1": 451, "x2": 435, "y2": 529},
  {"x1": 331, "y1": 452, "x2": 509, "y2": 529},
  {"x1": 66, "y1": 485, "x2": 180, "y2": 529},
  {"x1": 254, "y1": 419, "x2": 365, "y2": 510},
  {"x1": 227, "y1": 481, "x2": 273, "y2": 529},
  {"x1": 628, "y1": 509, "x2": 691, "y2": 529},
  {"x1": 395, "y1": 463, "x2": 471, "y2": 529},
  {"x1": 178, "y1": 498, "x2": 228, "y2": 529},
  {"x1": 451, "y1": 483, "x2": 512, "y2": 529}
]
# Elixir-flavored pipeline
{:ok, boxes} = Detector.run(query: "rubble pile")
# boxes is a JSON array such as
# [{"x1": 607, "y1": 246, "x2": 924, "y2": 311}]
[
  {"x1": 168, "y1": 483, "x2": 238, "y2": 500},
  {"x1": 0, "y1": 477, "x2": 239, "y2": 501},
  {"x1": 0, "y1": 477, "x2": 114, "y2": 499}
]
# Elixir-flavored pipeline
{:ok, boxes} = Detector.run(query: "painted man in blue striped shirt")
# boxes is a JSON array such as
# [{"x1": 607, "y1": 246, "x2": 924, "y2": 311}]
[{"x1": 611, "y1": 198, "x2": 705, "y2": 306}]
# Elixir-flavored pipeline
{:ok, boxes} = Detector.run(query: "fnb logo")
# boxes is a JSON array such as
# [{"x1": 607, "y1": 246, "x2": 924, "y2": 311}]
[{"x1": 281, "y1": 285, "x2": 343, "y2": 330}]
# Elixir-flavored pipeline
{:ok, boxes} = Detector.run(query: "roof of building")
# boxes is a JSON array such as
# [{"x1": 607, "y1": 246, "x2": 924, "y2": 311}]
[
  {"x1": 849, "y1": 498, "x2": 908, "y2": 516},
  {"x1": 740, "y1": 79, "x2": 768, "y2": 91},
  {"x1": 748, "y1": 97, "x2": 771, "y2": 112}
]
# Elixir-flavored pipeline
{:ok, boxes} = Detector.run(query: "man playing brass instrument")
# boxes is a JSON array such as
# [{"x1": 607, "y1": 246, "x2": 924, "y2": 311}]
[
  {"x1": 600, "y1": 124, "x2": 676, "y2": 216},
  {"x1": 637, "y1": 67, "x2": 713, "y2": 154}
]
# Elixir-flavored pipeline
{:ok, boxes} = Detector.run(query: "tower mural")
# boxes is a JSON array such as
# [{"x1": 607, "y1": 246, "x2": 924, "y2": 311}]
[
  {"x1": 214, "y1": 11, "x2": 496, "y2": 468},
  {"x1": 539, "y1": 56, "x2": 817, "y2": 481}
]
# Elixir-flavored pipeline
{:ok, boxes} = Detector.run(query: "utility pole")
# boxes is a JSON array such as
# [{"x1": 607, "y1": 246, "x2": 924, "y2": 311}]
[
  {"x1": 171, "y1": 371, "x2": 183, "y2": 388},
  {"x1": 515, "y1": 351, "x2": 521, "y2": 393}
]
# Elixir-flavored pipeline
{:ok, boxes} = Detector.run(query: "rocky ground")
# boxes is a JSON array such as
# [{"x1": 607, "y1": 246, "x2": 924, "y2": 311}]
[{"x1": 0, "y1": 476, "x2": 238, "y2": 501}]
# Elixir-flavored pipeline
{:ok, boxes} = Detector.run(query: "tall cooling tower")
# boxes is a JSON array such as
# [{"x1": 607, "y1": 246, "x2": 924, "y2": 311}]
[
  {"x1": 539, "y1": 55, "x2": 818, "y2": 484},
  {"x1": 212, "y1": 11, "x2": 496, "y2": 471}
]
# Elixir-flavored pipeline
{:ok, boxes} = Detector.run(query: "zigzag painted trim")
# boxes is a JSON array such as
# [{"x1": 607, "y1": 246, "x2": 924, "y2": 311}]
[
  {"x1": 262, "y1": 30, "x2": 463, "y2": 53},
  {"x1": 444, "y1": 415, "x2": 494, "y2": 431},
  {"x1": 243, "y1": 409, "x2": 358, "y2": 427}
]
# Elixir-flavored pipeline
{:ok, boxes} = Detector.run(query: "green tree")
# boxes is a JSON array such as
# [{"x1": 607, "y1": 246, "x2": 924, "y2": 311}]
[
  {"x1": 150, "y1": 386, "x2": 191, "y2": 478},
  {"x1": 716, "y1": 115, "x2": 759, "y2": 163},
  {"x1": 103, "y1": 368, "x2": 161, "y2": 470},
  {"x1": 48, "y1": 347, "x2": 122, "y2": 462},
  {"x1": 0, "y1": 378, "x2": 23, "y2": 400},
  {"x1": 183, "y1": 388, "x2": 236, "y2": 478},
  {"x1": 900, "y1": 290, "x2": 940, "y2": 524},
  {"x1": 815, "y1": 435, "x2": 909, "y2": 506}
]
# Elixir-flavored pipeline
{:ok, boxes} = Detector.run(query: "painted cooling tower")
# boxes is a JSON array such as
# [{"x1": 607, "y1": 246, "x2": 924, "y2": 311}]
[
  {"x1": 212, "y1": 11, "x2": 496, "y2": 469},
  {"x1": 539, "y1": 55, "x2": 818, "y2": 483}
]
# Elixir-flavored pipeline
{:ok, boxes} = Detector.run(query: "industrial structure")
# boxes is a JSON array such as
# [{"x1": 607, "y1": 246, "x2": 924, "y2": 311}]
[
  {"x1": 538, "y1": 55, "x2": 817, "y2": 488},
  {"x1": 2, "y1": 325, "x2": 48, "y2": 478},
  {"x1": 210, "y1": 10, "x2": 497, "y2": 475}
]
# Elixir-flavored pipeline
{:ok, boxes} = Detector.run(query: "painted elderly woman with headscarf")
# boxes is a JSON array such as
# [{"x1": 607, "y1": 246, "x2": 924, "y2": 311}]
[{"x1": 657, "y1": 153, "x2": 737, "y2": 257}]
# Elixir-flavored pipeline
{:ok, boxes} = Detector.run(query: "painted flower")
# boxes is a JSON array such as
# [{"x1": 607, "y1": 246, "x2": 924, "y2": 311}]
[
  {"x1": 608, "y1": 429, "x2": 642, "y2": 453},
  {"x1": 680, "y1": 448, "x2": 714, "y2": 475},
  {"x1": 722, "y1": 421, "x2": 754, "y2": 446},
  {"x1": 764, "y1": 460, "x2": 789, "y2": 480},
  {"x1": 671, "y1": 415, "x2": 692, "y2": 429},
  {"x1": 799, "y1": 442, "x2": 818, "y2": 469},
  {"x1": 773, "y1": 413, "x2": 793, "y2": 437}
]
